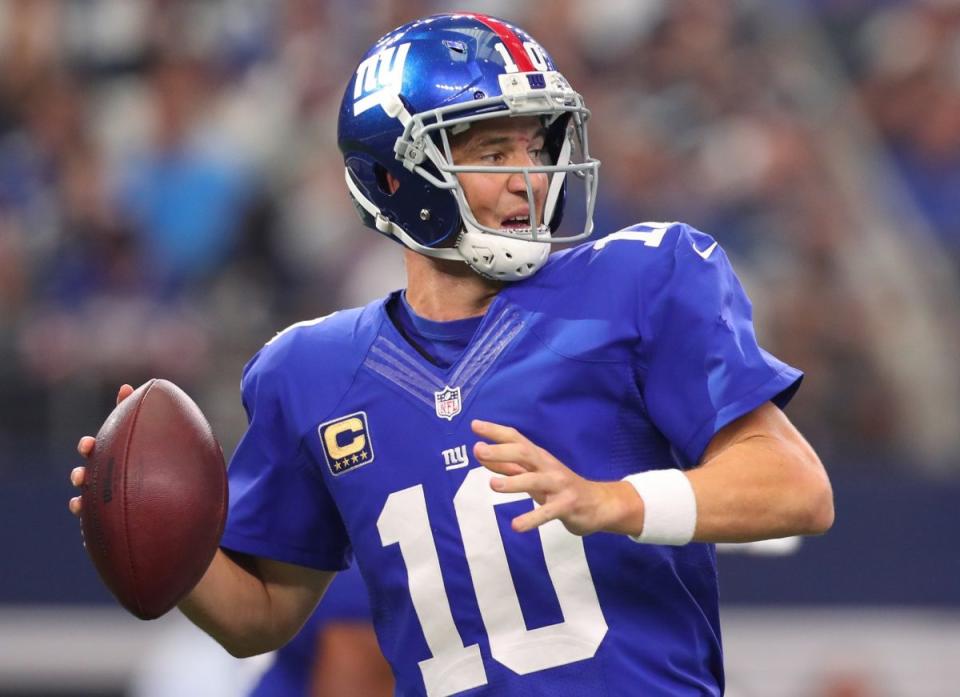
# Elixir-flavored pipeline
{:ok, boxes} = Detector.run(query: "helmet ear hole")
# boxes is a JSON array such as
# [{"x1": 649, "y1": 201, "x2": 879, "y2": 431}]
[{"x1": 374, "y1": 165, "x2": 395, "y2": 195}]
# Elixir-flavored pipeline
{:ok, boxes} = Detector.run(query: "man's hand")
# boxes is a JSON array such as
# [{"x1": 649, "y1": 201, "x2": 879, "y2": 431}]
[
  {"x1": 68, "y1": 384, "x2": 135, "y2": 517},
  {"x1": 471, "y1": 419, "x2": 644, "y2": 536}
]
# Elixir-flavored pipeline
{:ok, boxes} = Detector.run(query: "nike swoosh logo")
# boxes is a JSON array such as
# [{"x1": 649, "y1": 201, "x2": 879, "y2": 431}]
[{"x1": 693, "y1": 241, "x2": 718, "y2": 260}]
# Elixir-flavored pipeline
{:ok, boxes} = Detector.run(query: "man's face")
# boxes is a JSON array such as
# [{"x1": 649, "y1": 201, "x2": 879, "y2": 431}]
[{"x1": 449, "y1": 116, "x2": 549, "y2": 232}]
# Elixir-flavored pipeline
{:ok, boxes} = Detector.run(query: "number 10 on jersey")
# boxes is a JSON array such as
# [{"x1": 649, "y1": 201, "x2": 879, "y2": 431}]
[{"x1": 377, "y1": 467, "x2": 608, "y2": 697}]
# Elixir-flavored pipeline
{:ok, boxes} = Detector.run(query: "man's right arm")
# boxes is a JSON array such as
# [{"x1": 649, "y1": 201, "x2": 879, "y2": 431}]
[
  {"x1": 71, "y1": 461, "x2": 334, "y2": 657},
  {"x1": 178, "y1": 548, "x2": 334, "y2": 658},
  {"x1": 69, "y1": 382, "x2": 335, "y2": 659}
]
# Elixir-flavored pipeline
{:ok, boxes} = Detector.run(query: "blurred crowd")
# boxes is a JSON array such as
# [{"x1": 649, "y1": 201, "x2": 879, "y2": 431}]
[{"x1": 1, "y1": 0, "x2": 958, "y2": 475}]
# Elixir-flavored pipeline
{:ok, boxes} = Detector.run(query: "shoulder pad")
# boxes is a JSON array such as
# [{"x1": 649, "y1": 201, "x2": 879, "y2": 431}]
[{"x1": 242, "y1": 301, "x2": 384, "y2": 404}]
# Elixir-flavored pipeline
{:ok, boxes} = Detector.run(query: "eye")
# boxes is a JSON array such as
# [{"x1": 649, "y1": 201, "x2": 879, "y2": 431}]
[{"x1": 480, "y1": 151, "x2": 504, "y2": 164}]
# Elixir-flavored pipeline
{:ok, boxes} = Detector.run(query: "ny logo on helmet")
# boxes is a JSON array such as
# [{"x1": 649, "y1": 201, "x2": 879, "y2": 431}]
[{"x1": 353, "y1": 42, "x2": 411, "y2": 116}]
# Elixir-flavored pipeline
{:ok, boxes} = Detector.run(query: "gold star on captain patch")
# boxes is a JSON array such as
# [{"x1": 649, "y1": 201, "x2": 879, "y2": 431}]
[
  {"x1": 351, "y1": 453, "x2": 360, "y2": 464},
  {"x1": 334, "y1": 459, "x2": 345, "y2": 471},
  {"x1": 360, "y1": 450, "x2": 368, "y2": 460}
]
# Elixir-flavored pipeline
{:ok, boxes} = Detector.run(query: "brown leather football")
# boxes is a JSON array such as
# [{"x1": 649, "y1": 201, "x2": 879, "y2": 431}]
[{"x1": 80, "y1": 379, "x2": 227, "y2": 620}]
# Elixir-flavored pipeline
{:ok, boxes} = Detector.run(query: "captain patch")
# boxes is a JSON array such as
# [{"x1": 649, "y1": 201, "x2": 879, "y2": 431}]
[{"x1": 318, "y1": 411, "x2": 375, "y2": 476}]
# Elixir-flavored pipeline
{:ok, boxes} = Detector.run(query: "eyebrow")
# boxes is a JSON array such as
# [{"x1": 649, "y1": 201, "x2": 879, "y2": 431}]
[{"x1": 462, "y1": 127, "x2": 547, "y2": 152}]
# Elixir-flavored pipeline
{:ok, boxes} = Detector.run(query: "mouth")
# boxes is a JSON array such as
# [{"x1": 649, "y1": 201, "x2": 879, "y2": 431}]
[
  {"x1": 491, "y1": 216, "x2": 551, "y2": 242},
  {"x1": 500, "y1": 214, "x2": 532, "y2": 229}
]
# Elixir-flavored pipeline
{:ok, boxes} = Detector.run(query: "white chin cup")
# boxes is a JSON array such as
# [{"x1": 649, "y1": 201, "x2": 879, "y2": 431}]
[{"x1": 457, "y1": 227, "x2": 550, "y2": 282}]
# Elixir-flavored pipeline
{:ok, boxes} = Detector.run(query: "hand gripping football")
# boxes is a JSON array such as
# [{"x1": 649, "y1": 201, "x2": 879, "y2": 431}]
[{"x1": 80, "y1": 379, "x2": 228, "y2": 619}]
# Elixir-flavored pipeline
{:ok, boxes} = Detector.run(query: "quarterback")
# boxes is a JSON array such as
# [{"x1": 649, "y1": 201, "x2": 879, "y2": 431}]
[{"x1": 71, "y1": 13, "x2": 832, "y2": 696}]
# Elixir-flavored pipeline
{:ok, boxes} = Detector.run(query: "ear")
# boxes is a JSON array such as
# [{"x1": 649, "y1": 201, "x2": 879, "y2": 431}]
[{"x1": 386, "y1": 172, "x2": 400, "y2": 194}]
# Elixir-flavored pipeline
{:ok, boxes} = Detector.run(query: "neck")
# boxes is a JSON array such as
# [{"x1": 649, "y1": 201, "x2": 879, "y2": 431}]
[{"x1": 403, "y1": 250, "x2": 503, "y2": 321}]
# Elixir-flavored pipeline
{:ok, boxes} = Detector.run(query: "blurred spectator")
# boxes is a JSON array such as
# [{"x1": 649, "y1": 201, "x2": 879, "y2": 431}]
[
  {"x1": 246, "y1": 564, "x2": 392, "y2": 697},
  {"x1": 854, "y1": 2, "x2": 960, "y2": 263},
  {"x1": 114, "y1": 52, "x2": 254, "y2": 296}
]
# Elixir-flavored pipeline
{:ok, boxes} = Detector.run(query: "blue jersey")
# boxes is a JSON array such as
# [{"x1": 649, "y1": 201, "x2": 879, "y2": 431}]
[{"x1": 222, "y1": 222, "x2": 801, "y2": 697}]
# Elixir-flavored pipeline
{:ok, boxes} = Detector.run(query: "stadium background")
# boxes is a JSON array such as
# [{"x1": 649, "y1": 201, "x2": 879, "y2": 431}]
[{"x1": 0, "y1": 0, "x2": 958, "y2": 695}]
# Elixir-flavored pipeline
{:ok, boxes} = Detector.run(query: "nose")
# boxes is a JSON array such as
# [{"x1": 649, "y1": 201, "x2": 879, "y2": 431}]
[{"x1": 505, "y1": 155, "x2": 548, "y2": 203}]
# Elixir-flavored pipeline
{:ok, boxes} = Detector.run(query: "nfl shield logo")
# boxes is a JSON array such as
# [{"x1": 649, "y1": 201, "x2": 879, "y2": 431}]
[{"x1": 434, "y1": 385, "x2": 462, "y2": 421}]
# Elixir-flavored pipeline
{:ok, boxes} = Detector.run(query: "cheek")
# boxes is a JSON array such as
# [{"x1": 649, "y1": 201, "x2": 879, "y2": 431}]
[
  {"x1": 457, "y1": 174, "x2": 499, "y2": 213},
  {"x1": 532, "y1": 172, "x2": 549, "y2": 196}
]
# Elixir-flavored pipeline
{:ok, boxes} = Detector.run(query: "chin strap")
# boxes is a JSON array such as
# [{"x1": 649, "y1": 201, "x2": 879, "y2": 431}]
[{"x1": 456, "y1": 222, "x2": 550, "y2": 282}]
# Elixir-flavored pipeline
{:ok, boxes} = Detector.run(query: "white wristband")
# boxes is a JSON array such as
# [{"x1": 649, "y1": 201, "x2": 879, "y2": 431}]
[{"x1": 623, "y1": 469, "x2": 697, "y2": 545}]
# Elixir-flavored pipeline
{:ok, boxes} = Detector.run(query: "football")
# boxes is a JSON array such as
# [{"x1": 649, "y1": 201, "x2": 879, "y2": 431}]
[{"x1": 80, "y1": 379, "x2": 228, "y2": 620}]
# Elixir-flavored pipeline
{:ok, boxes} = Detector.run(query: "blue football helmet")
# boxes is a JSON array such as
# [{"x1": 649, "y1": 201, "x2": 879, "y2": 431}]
[{"x1": 337, "y1": 13, "x2": 599, "y2": 281}]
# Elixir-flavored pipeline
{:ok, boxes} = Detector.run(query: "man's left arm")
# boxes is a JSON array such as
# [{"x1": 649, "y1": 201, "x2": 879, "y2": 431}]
[{"x1": 472, "y1": 402, "x2": 834, "y2": 542}]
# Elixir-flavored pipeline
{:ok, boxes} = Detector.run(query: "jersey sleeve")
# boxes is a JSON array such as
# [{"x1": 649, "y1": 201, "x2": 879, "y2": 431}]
[
  {"x1": 220, "y1": 347, "x2": 352, "y2": 571},
  {"x1": 636, "y1": 223, "x2": 802, "y2": 467}
]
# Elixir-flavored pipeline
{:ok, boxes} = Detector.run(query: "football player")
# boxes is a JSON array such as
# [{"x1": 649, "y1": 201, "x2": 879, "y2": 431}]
[{"x1": 72, "y1": 13, "x2": 832, "y2": 696}]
